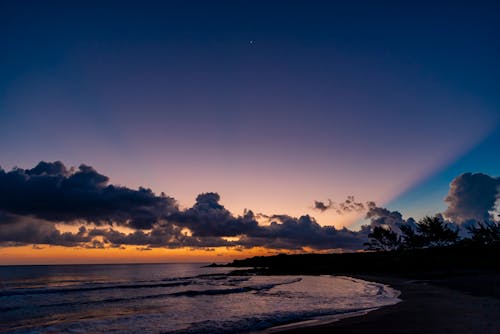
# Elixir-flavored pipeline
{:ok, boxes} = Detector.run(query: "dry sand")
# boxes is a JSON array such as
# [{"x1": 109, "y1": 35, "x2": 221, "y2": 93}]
[{"x1": 273, "y1": 274, "x2": 500, "y2": 334}]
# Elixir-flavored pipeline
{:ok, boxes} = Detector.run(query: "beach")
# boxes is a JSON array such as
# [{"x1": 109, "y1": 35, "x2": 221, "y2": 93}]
[{"x1": 274, "y1": 274, "x2": 500, "y2": 334}]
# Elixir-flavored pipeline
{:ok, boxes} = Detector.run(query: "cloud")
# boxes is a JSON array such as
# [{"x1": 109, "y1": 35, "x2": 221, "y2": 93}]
[
  {"x1": 493, "y1": 188, "x2": 500, "y2": 220},
  {"x1": 362, "y1": 202, "x2": 424, "y2": 239},
  {"x1": 4, "y1": 161, "x2": 496, "y2": 252},
  {"x1": 84, "y1": 240, "x2": 106, "y2": 249},
  {"x1": 166, "y1": 194, "x2": 369, "y2": 250},
  {"x1": 237, "y1": 214, "x2": 370, "y2": 250},
  {"x1": 313, "y1": 196, "x2": 371, "y2": 215},
  {"x1": 87, "y1": 222, "x2": 234, "y2": 249},
  {"x1": 83, "y1": 213, "x2": 369, "y2": 251},
  {"x1": 168, "y1": 193, "x2": 260, "y2": 237},
  {"x1": 365, "y1": 203, "x2": 413, "y2": 231},
  {"x1": 0, "y1": 213, "x2": 92, "y2": 247},
  {"x1": 0, "y1": 161, "x2": 178, "y2": 229},
  {"x1": 444, "y1": 173, "x2": 500, "y2": 223},
  {"x1": 0, "y1": 161, "x2": 385, "y2": 251},
  {"x1": 0, "y1": 201, "x2": 370, "y2": 252},
  {"x1": 314, "y1": 200, "x2": 333, "y2": 212}
]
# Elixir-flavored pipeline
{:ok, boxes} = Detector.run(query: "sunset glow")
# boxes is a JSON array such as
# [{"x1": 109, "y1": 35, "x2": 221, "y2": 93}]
[{"x1": 1, "y1": 1, "x2": 498, "y2": 264}]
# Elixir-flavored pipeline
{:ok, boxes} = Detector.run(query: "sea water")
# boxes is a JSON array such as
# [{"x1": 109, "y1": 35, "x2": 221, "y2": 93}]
[{"x1": 0, "y1": 263, "x2": 400, "y2": 333}]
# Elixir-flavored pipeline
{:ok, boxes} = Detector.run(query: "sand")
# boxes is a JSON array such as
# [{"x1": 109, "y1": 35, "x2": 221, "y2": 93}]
[{"x1": 272, "y1": 274, "x2": 500, "y2": 334}]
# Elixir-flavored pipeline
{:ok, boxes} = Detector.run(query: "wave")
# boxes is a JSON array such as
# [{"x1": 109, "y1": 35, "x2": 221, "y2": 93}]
[
  {"x1": 73, "y1": 278, "x2": 300, "y2": 305},
  {"x1": 2, "y1": 277, "x2": 303, "y2": 312},
  {"x1": 169, "y1": 278, "x2": 302, "y2": 297},
  {"x1": 0, "y1": 280, "x2": 194, "y2": 297},
  {"x1": 0, "y1": 274, "x2": 252, "y2": 297},
  {"x1": 1, "y1": 275, "x2": 401, "y2": 334}
]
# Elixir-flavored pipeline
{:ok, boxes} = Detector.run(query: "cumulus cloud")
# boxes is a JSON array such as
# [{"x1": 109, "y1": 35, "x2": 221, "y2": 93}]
[
  {"x1": 365, "y1": 202, "x2": 416, "y2": 232},
  {"x1": 87, "y1": 223, "x2": 234, "y2": 249},
  {"x1": 0, "y1": 162, "x2": 385, "y2": 251},
  {"x1": 3, "y1": 161, "x2": 496, "y2": 252},
  {"x1": 81, "y1": 213, "x2": 368, "y2": 251},
  {"x1": 444, "y1": 173, "x2": 500, "y2": 223},
  {"x1": 0, "y1": 161, "x2": 178, "y2": 229},
  {"x1": 166, "y1": 194, "x2": 369, "y2": 250},
  {"x1": 313, "y1": 196, "x2": 371, "y2": 215},
  {"x1": 0, "y1": 161, "x2": 389, "y2": 251},
  {"x1": 236, "y1": 214, "x2": 369, "y2": 250},
  {"x1": 168, "y1": 193, "x2": 260, "y2": 237}
]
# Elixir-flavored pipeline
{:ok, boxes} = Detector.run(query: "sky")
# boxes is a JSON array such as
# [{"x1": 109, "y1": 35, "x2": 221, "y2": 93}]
[{"x1": 0, "y1": 1, "x2": 499, "y2": 264}]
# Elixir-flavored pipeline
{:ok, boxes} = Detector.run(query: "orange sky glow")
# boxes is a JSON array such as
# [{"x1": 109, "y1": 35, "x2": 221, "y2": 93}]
[{"x1": 0, "y1": 245, "x2": 279, "y2": 265}]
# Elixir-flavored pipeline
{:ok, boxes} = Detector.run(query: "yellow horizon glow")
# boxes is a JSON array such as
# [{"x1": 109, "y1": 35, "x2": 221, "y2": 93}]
[{"x1": 0, "y1": 245, "x2": 281, "y2": 265}]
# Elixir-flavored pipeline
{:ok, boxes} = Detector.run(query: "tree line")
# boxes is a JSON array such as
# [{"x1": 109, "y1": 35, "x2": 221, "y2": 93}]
[{"x1": 364, "y1": 216, "x2": 500, "y2": 251}]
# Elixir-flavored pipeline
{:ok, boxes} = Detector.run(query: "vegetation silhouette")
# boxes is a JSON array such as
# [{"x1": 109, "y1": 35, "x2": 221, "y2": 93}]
[
  {"x1": 465, "y1": 221, "x2": 500, "y2": 245},
  {"x1": 364, "y1": 226, "x2": 401, "y2": 251},
  {"x1": 363, "y1": 216, "x2": 497, "y2": 251},
  {"x1": 414, "y1": 216, "x2": 459, "y2": 247},
  {"x1": 223, "y1": 217, "x2": 500, "y2": 280},
  {"x1": 399, "y1": 223, "x2": 425, "y2": 250},
  {"x1": 226, "y1": 244, "x2": 499, "y2": 279}
]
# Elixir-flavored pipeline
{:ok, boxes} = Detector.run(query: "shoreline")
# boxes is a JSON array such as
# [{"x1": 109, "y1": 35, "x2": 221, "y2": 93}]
[
  {"x1": 261, "y1": 307, "x2": 381, "y2": 333},
  {"x1": 268, "y1": 274, "x2": 500, "y2": 334},
  {"x1": 259, "y1": 275, "x2": 401, "y2": 333}
]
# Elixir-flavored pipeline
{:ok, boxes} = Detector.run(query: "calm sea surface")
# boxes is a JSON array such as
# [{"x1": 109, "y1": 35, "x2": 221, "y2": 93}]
[{"x1": 0, "y1": 263, "x2": 400, "y2": 333}]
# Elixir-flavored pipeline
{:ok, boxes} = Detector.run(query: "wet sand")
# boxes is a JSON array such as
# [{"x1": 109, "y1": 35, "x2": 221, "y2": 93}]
[{"x1": 273, "y1": 274, "x2": 500, "y2": 334}]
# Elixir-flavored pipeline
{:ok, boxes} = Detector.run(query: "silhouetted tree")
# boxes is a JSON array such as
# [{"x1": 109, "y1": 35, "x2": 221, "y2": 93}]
[
  {"x1": 416, "y1": 216, "x2": 459, "y2": 247},
  {"x1": 399, "y1": 224, "x2": 425, "y2": 249},
  {"x1": 466, "y1": 221, "x2": 500, "y2": 245},
  {"x1": 364, "y1": 226, "x2": 401, "y2": 251}
]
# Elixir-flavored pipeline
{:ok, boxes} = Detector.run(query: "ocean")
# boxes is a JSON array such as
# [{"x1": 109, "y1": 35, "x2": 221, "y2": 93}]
[{"x1": 0, "y1": 263, "x2": 400, "y2": 333}]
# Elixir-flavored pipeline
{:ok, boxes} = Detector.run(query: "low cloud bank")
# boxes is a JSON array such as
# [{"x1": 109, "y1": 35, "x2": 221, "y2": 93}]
[
  {"x1": 0, "y1": 161, "x2": 177, "y2": 229},
  {"x1": 0, "y1": 162, "x2": 498, "y2": 251}
]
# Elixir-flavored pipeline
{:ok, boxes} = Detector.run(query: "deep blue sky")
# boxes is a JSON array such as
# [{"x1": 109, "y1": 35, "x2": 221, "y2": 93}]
[{"x1": 1, "y1": 1, "x2": 499, "y2": 226}]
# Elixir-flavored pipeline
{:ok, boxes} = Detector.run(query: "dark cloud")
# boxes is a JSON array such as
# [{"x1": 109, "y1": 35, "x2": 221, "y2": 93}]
[
  {"x1": 84, "y1": 240, "x2": 106, "y2": 249},
  {"x1": 168, "y1": 193, "x2": 260, "y2": 237},
  {"x1": 365, "y1": 203, "x2": 415, "y2": 232},
  {"x1": 4, "y1": 162, "x2": 496, "y2": 252},
  {"x1": 0, "y1": 162, "x2": 382, "y2": 251},
  {"x1": 314, "y1": 196, "x2": 369, "y2": 215},
  {"x1": 136, "y1": 246, "x2": 152, "y2": 251},
  {"x1": 0, "y1": 161, "x2": 178, "y2": 229},
  {"x1": 0, "y1": 162, "x2": 379, "y2": 251},
  {"x1": 364, "y1": 204, "x2": 465, "y2": 243},
  {"x1": 314, "y1": 200, "x2": 332, "y2": 212},
  {"x1": 85, "y1": 212, "x2": 369, "y2": 251},
  {"x1": 444, "y1": 173, "x2": 500, "y2": 223},
  {"x1": 0, "y1": 210, "x2": 369, "y2": 251},
  {"x1": 26, "y1": 161, "x2": 70, "y2": 176},
  {"x1": 166, "y1": 194, "x2": 369, "y2": 250},
  {"x1": 237, "y1": 215, "x2": 370, "y2": 250},
  {"x1": 0, "y1": 213, "x2": 92, "y2": 247},
  {"x1": 335, "y1": 196, "x2": 366, "y2": 214},
  {"x1": 87, "y1": 223, "x2": 233, "y2": 249}
]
